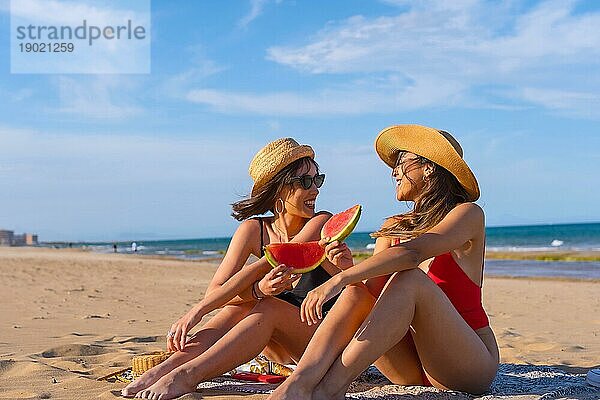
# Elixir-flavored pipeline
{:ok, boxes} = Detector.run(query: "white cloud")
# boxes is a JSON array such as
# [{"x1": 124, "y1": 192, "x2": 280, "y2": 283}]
[
  {"x1": 160, "y1": 46, "x2": 226, "y2": 99},
  {"x1": 11, "y1": 88, "x2": 34, "y2": 102},
  {"x1": 53, "y1": 76, "x2": 143, "y2": 119},
  {"x1": 517, "y1": 87, "x2": 600, "y2": 119},
  {"x1": 263, "y1": 0, "x2": 600, "y2": 117},
  {"x1": 0, "y1": 86, "x2": 35, "y2": 103},
  {"x1": 186, "y1": 74, "x2": 463, "y2": 116},
  {"x1": 238, "y1": 0, "x2": 269, "y2": 28}
]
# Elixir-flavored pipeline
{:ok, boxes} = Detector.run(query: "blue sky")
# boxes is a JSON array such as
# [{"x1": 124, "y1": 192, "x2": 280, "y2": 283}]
[{"x1": 0, "y1": 0, "x2": 599, "y2": 241}]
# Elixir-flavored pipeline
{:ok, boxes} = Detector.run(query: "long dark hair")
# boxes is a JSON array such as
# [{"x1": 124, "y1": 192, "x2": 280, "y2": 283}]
[
  {"x1": 231, "y1": 157, "x2": 319, "y2": 221},
  {"x1": 372, "y1": 151, "x2": 470, "y2": 240}
]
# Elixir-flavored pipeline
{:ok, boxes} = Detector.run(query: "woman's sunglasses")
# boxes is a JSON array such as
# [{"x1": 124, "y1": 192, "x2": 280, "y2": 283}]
[{"x1": 289, "y1": 173, "x2": 325, "y2": 190}]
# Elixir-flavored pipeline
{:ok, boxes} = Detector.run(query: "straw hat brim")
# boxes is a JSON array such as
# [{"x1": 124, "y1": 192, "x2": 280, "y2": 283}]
[
  {"x1": 375, "y1": 125, "x2": 480, "y2": 201},
  {"x1": 250, "y1": 144, "x2": 314, "y2": 196}
]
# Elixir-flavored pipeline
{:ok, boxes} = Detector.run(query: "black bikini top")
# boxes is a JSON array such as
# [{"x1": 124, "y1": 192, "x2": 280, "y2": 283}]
[{"x1": 254, "y1": 217, "x2": 332, "y2": 297}]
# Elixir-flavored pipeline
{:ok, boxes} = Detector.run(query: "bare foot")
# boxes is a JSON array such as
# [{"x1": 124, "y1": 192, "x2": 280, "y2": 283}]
[
  {"x1": 134, "y1": 369, "x2": 196, "y2": 400},
  {"x1": 121, "y1": 364, "x2": 171, "y2": 397},
  {"x1": 313, "y1": 384, "x2": 345, "y2": 400},
  {"x1": 267, "y1": 378, "x2": 312, "y2": 400}
]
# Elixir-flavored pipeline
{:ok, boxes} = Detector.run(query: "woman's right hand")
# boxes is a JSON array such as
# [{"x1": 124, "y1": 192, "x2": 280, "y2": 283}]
[
  {"x1": 320, "y1": 237, "x2": 354, "y2": 270},
  {"x1": 257, "y1": 265, "x2": 301, "y2": 297},
  {"x1": 167, "y1": 307, "x2": 203, "y2": 352}
]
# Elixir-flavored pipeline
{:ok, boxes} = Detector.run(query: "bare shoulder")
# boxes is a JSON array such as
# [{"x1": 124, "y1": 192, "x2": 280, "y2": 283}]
[
  {"x1": 448, "y1": 202, "x2": 484, "y2": 224},
  {"x1": 374, "y1": 236, "x2": 392, "y2": 253},
  {"x1": 235, "y1": 218, "x2": 261, "y2": 239}
]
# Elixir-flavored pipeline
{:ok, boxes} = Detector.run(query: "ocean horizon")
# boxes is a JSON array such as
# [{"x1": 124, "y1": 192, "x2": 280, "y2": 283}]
[{"x1": 47, "y1": 221, "x2": 600, "y2": 253}]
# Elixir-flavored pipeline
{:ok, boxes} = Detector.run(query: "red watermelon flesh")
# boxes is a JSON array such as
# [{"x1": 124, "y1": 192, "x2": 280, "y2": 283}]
[
  {"x1": 321, "y1": 204, "x2": 362, "y2": 243},
  {"x1": 264, "y1": 241, "x2": 326, "y2": 274}
]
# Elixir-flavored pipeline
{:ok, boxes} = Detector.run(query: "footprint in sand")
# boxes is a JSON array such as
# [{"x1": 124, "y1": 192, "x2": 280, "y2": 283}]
[
  {"x1": 69, "y1": 332, "x2": 95, "y2": 337},
  {"x1": 82, "y1": 314, "x2": 110, "y2": 319},
  {"x1": 500, "y1": 328, "x2": 522, "y2": 338},
  {"x1": 526, "y1": 342, "x2": 557, "y2": 352},
  {"x1": 0, "y1": 359, "x2": 16, "y2": 375},
  {"x1": 562, "y1": 345, "x2": 585, "y2": 352},
  {"x1": 116, "y1": 335, "x2": 161, "y2": 344},
  {"x1": 39, "y1": 344, "x2": 110, "y2": 358}
]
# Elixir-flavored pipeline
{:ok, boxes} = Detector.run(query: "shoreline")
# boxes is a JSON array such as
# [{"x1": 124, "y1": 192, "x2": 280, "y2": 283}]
[
  {"x1": 18, "y1": 246, "x2": 600, "y2": 281},
  {"x1": 485, "y1": 250, "x2": 600, "y2": 262}
]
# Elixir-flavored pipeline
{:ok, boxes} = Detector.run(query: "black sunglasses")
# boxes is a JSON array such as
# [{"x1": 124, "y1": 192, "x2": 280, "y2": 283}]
[{"x1": 289, "y1": 173, "x2": 325, "y2": 190}]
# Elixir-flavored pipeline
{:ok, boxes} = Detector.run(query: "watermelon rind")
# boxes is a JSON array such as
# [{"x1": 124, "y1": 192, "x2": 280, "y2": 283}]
[
  {"x1": 321, "y1": 205, "x2": 362, "y2": 243},
  {"x1": 264, "y1": 242, "x2": 326, "y2": 274}
]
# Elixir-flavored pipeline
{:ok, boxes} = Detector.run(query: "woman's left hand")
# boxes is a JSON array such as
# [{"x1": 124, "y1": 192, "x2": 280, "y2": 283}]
[
  {"x1": 319, "y1": 237, "x2": 354, "y2": 270},
  {"x1": 300, "y1": 276, "x2": 344, "y2": 325}
]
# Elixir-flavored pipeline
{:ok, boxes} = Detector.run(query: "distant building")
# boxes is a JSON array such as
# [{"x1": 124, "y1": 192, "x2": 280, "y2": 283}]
[
  {"x1": 0, "y1": 230, "x2": 14, "y2": 246},
  {"x1": 12, "y1": 234, "x2": 25, "y2": 246},
  {"x1": 0, "y1": 229, "x2": 38, "y2": 246},
  {"x1": 25, "y1": 233, "x2": 38, "y2": 245}
]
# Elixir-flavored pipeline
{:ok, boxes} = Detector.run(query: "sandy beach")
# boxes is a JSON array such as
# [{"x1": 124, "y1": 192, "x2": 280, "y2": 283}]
[{"x1": 0, "y1": 247, "x2": 598, "y2": 399}]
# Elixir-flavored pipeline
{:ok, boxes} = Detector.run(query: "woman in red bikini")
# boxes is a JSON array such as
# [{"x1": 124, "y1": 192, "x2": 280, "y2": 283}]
[{"x1": 269, "y1": 124, "x2": 499, "y2": 400}]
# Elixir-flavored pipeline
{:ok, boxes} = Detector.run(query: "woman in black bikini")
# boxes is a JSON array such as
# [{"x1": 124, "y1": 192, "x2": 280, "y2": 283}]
[{"x1": 122, "y1": 138, "x2": 372, "y2": 399}]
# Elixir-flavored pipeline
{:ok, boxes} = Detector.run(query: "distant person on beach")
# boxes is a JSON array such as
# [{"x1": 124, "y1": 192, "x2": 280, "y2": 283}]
[
  {"x1": 113, "y1": 243, "x2": 117, "y2": 253},
  {"x1": 270, "y1": 125, "x2": 499, "y2": 399},
  {"x1": 131, "y1": 242, "x2": 137, "y2": 253},
  {"x1": 123, "y1": 138, "x2": 362, "y2": 399}
]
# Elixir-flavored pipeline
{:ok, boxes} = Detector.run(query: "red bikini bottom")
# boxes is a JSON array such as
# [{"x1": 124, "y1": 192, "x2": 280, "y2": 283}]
[{"x1": 421, "y1": 370, "x2": 432, "y2": 387}]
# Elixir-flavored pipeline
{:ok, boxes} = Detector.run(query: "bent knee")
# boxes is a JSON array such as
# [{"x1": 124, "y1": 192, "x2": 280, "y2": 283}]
[
  {"x1": 389, "y1": 268, "x2": 428, "y2": 288},
  {"x1": 342, "y1": 284, "x2": 376, "y2": 307},
  {"x1": 345, "y1": 283, "x2": 375, "y2": 300}
]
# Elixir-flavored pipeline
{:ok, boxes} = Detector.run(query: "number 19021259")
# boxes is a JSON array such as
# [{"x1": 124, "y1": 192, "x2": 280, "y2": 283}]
[{"x1": 19, "y1": 42, "x2": 74, "y2": 52}]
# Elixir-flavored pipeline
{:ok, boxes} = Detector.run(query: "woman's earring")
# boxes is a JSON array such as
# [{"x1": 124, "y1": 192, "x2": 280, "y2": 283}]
[{"x1": 275, "y1": 198, "x2": 285, "y2": 214}]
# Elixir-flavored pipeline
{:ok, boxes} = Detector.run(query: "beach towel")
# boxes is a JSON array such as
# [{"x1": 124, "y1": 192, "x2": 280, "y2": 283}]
[{"x1": 196, "y1": 363, "x2": 600, "y2": 399}]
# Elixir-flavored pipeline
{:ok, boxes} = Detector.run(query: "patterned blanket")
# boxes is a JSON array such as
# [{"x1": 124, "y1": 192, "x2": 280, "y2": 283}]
[{"x1": 196, "y1": 363, "x2": 600, "y2": 400}]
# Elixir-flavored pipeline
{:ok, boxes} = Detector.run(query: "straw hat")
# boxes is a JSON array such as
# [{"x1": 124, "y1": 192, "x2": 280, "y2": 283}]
[
  {"x1": 375, "y1": 124, "x2": 480, "y2": 201},
  {"x1": 249, "y1": 138, "x2": 314, "y2": 196}
]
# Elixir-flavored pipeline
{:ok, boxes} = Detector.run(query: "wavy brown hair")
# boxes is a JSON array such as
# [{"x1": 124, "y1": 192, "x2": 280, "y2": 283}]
[
  {"x1": 372, "y1": 151, "x2": 470, "y2": 240},
  {"x1": 231, "y1": 157, "x2": 319, "y2": 221}
]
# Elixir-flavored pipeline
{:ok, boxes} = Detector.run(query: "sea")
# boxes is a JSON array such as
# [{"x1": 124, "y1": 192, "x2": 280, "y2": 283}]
[{"x1": 58, "y1": 222, "x2": 600, "y2": 280}]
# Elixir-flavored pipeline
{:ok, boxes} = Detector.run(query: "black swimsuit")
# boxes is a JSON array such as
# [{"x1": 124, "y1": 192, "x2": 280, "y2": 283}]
[{"x1": 256, "y1": 217, "x2": 339, "y2": 313}]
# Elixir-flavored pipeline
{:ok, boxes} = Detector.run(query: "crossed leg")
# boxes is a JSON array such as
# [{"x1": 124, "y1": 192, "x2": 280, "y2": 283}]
[
  {"x1": 122, "y1": 302, "x2": 290, "y2": 397},
  {"x1": 134, "y1": 296, "x2": 321, "y2": 399},
  {"x1": 313, "y1": 269, "x2": 499, "y2": 400}
]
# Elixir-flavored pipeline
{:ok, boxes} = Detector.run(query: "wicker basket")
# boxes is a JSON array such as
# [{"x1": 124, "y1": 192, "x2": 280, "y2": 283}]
[{"x1": 131, "y1": 351, "x2": 174, "y2": 377}]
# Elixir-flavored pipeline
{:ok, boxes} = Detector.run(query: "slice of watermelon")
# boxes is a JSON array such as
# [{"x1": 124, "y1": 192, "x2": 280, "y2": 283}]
[
  {"x1": 264, "y1": 241, "x2": 326, "y2": 274},
  {"x1": 321, "y1": 204, "x2": 362, "y2": 243}
]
